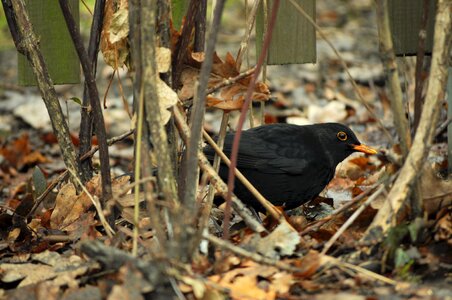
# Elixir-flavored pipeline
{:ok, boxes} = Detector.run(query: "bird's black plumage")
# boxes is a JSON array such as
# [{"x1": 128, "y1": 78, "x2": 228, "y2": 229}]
[{"x1": 204, "y1": 123, "x2": 376, "y2": 212}]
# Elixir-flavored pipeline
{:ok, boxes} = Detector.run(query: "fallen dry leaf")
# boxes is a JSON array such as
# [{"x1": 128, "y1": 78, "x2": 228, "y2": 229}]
[
  {"x1": 50, "y1": 183, "x2": 92, "y2": 230},
  {"x1": 246, "y1": 222, "x2": 300, "y2": 259},
  {"x1": 434, "y1": 209, "x2": 451, "y2": 243},
  {"x1": 421, "y1": 164, "x2": 452, "y2": 214},
  {"x1": 0, "y1": 252, "x2": 87, "y2": 288},
  {"x1": 0, "y1": 133, "x2": 49, "y2": 171},
  {"x1": 209, "y1": 260, "x2": 293, "y2": 300},
  {"x1": 178, "y1": 276, "x2": 206, "y2": 299},
  {"x1": 291, "y1": 251, "x2": 324, "y2": 278}
]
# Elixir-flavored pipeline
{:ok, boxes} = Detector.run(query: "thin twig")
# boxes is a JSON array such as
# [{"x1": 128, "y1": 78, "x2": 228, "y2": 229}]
[
  {"x1": 182, "y1": 0, "x2": 226, "y2": 213},
  {"x1": 321, "y1": 185, "x2": 385, "y2": 255},
  {"x1": 203, "y1": 232, "x2": 300, "y2": 272},
  {"x1": 236, "y1": 0, "x2": 261, "y2": 69},
  {"x1": 132, "y1": 82, "x2": 145, "y2": 256},
  {"x1": 195, "y1": 113, "x2": 230, "y2": 246},
  {"x1": 79, "y1": 0, "x2": 106, "y2": 182},
  {"x1": 413, "y1": 0, "x2": 431, "y2": 134},
  {"x1": 59, "y1": 0, "x2": 113, "y2": 205},
  {"x1": 203, "y1": 231, "x2": 396, "y2": 285},
  {"x1": 67, "y1": 168, "x2": 115, "y2": 238},
  {"x1": 27, "y1": 172, "x2": 69, "y2": 219},
  {"x1": 435, "y1": 117, "x2": 452, "y2": 137},
  {"x1": 260, "y1": 0, "x2": 269, "y2": 125},
  {"x1": 116, "y1": 68, "x2": 132, "y2": 118},
  {"x1": 236, "y1": 0, "x2": 260, "y2": 128},
  {"x1": 300, "y1": 183, "x2": 380, "y2": 235},
  {"x1": 102, "y1": 69, "x2": 115, "y2": 108},
  {"x1": 80, "y1": 0, "x2": 93, "y2": 15},
  {"x1": 335, "y1": 259, "x2": 396, "y2": 285},
  {"x1": 375, "y1": 0, "x2": 411, "y2": 156},
  {"x1": 224, "y1": 0, "x2": 280, "y2": 240},
  {"x1": 81, "y1": 129, "x2": 134, "y2": 160}
]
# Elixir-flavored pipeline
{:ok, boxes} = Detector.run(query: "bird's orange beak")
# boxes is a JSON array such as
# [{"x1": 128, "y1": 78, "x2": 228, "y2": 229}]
[{"x1": 352, "y1": 144, "x2": 378, "y2": 155}]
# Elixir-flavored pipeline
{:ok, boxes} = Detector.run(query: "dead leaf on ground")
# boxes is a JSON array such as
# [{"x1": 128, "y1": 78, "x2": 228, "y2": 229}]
[
  {"x1": 246, "y1": 222, "x2": 300, "y2": 259},
  {"x1": 434, "y1": 209, "x2": 451, "y2": 243},
  {"x1": 0, "y1": 133, "x2": 49, "y2": 171},
  {"x1": 178, "y1": 276, "x2": 206, "y2": 299},
  {"x1": 421, "y1": 164, "x2": 452, "y2": 214},
  {"x1": 291, "y1": 251, "x2": 324, "y2": 279},
  {"x1": 50, "y1": 182, "x2": 92, "y2": 230},
  {"x1": 0, "y1": 251, "x2": 87, "y2": 289},
  {"x1": 209, "y1": 260, "x2": 293, "y2": 300}
]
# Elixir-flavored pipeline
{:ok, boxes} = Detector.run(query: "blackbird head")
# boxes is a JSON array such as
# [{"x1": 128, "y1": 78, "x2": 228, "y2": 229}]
[{"x1": 315, "y1": 123, "x2": 377, "y2": 164}]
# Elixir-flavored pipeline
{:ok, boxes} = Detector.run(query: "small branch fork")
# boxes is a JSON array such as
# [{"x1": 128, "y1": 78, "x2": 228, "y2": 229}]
[
  {"x1": 78, "y1": 0, "x2": 106, "y2": 182},
  {"x1": 59, "y1": 0, "x2": 113, "y2": 206}
]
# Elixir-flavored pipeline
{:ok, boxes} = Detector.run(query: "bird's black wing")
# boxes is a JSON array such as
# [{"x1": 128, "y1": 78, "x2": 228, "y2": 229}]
[{"x1": 204, "y1": 124, "x2": 318, "y2": 175}]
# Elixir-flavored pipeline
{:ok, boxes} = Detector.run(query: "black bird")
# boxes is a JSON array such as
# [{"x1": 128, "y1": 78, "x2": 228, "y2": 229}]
[{"x1": 204, "y1": 123, "x2": 377, "y2": 212}]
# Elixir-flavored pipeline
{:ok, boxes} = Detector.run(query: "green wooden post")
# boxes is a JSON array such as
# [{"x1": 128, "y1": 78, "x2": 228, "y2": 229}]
[
  {"x1": 18, "y1": 0, "x2": 80, "y2": 86},
  {"x1": 171, "y1": 0, "x2": 188, "y2": 30},
  {"x1": 256, "y1": 0, "x2": 316, "y2": 65},
  {"x1": 388, "y1": 0, "x2": 436, "y2": 55}
]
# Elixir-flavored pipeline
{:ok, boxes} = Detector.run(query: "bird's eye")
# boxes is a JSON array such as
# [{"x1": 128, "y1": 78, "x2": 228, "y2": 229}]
[{"x1": 337, "y1": 131, "x2": 348, "y2": 141}]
